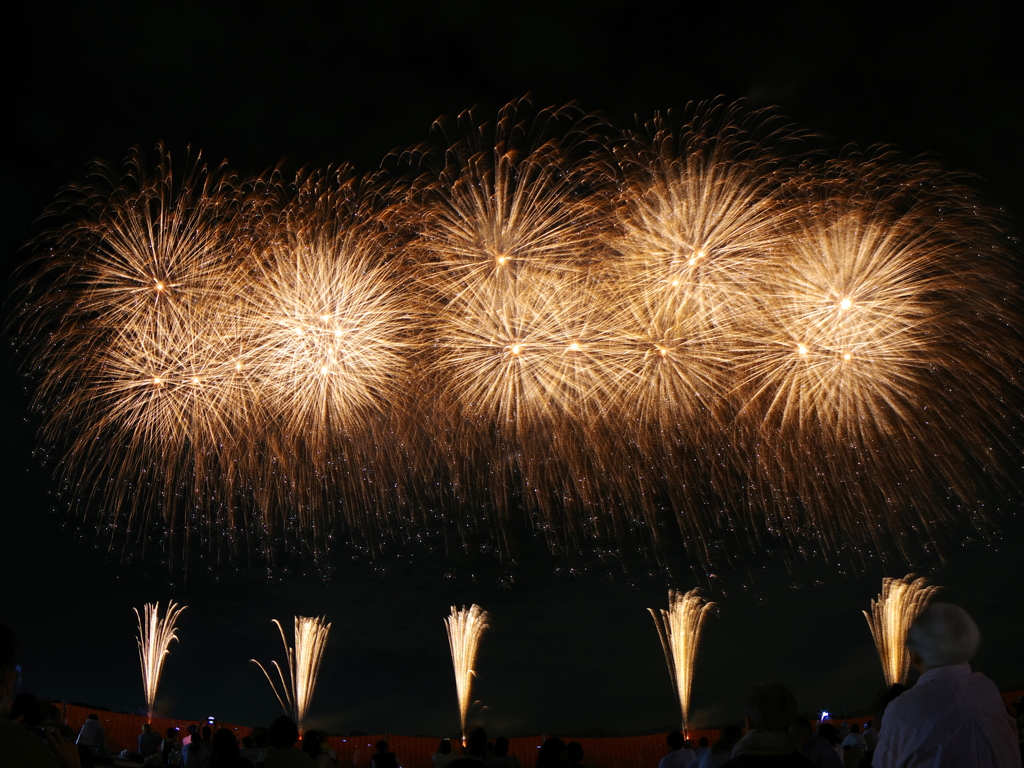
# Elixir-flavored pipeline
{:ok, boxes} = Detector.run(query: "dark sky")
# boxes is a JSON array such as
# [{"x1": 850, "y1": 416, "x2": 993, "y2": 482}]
[{"x1": 2, "y1": 0, "x2": 1022, "y2": 738}]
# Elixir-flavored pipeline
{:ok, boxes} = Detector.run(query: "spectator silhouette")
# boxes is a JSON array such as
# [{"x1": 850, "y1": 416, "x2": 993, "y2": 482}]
[
  {"x1": 695, "y1": 737, "x2": 711, "y2": 765},
  {"x1": 840, "y1": 724, "x2": 864, "y2": 751},
  {"x1": 139, "y1": 722, "x2": 162, "y2": 759},
  {"x1": 182, "y1": 730, "x2": 209, "y2": 768},
  {"x1": 700, "y1": 725, "x2": 743, "y2": 768},
  {"x1": 816, "y1": 724, "x2": 840, "y2": 751},
  {"x1": 240, "y1": 734, "x2": 263, "y2": 764},
  {"x1": 720, "y1": 683, "x2": 814, "y2": 768},
  {"x1": 661, "y1": 731, "x2": 697, "y2": 768},
  {"x1": 874, "y1": 603, "x2": 1019, "y2": 768},
  {"x1": 161, "y1": 726, "x2": 182, "y2": 766},
  {"x1": 451, "y1": 728, "x2": 489, "y2": 767},
  {"x1": 566, "y1": 741, "x2": 586, "y2": 768},
  {"x1": 76, "y1": 714, "x2": 106, "y2": 758},
  {"x1": 302, "y1": 730, "x2": 332, "y2": 768},
  {"x1": 0, "y1": 620, "x2": 80, "y2": 768},
  {"x1": 840, "y1": 724, "x2": 865, "y2": 768},
  {"x1": 487, "y1": 736, "x2": 522, "y2": 768},
  {"x1": 259, "y1": 716, "x2": 314, "y2": 766},
  {"x1": 435, "y1": 737, "x2": 458, "y2": 767},
  {"x1": 536, "y1": 737, "x2": 567, "y2": 768},
  {"x1": 790, "y1": 718, "x2": 842, "y2": 768},
  {"x1": 372, "y1": 739, "x2": 399, "y2": 768},
  {"x1": 864, "y1": 684, "x2": 907, "y2": 764},
  {"x1": 209, "y1": 727, "x2": 254, "y2": 768}
]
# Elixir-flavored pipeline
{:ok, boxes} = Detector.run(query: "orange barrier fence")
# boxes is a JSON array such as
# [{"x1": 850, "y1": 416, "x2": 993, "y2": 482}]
[
  {"x1": 62, "y1": 703, "x2": 250, "y2": 757},
  {"x1": 322, "y1": 732, "x2": 722, "y2": 768},
  {"x1": 58, "y1": 689, "x2": 1023, "y2": 768},
  {"x1": 61, "y1": 703, "x2": 717, "y2": 768}
]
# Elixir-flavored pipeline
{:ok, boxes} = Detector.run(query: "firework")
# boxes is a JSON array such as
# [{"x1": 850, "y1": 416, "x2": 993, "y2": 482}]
[
  {"x1": 402, "y1": 99, "x2": 619, "y2": 543},
  {"x1": 14, "y1": 146, "x2": 263, "y2": 562},
  {"x1": 13, "y1": 100, "x2": 1023, "y2": 571},
  {"x1": 445, "y1": 604, "x2": 489, "y2": 740},
  {"x1": 231, "y1": 166, "x2": 420, "y2": 546},
  {"x1": 15, "y1": 150, "x2": 419, "y2": 561},
  {"x1": 597, "y1": 104, "x2": 809, "y2": 552},
  {"x1": 864, "y1": 575, "x2": 940, "y2": 686},
  {"x1": 734, "y1": 152, "x2": 1022, "y2": 558},
  {"x1": 251, "y1": 615, "x2": 332, "y2": 728},
  {"x1": 649, "y1": 589, "x2": 714, "y2": 732},
  {"x1": 134, "y1": 601, "x2": 186, "y2": 717}
]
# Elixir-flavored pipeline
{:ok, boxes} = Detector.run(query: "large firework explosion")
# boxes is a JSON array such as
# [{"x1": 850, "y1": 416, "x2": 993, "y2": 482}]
[{"x1": 12, "y1": 99, "x2": 1022, "y2": 570}]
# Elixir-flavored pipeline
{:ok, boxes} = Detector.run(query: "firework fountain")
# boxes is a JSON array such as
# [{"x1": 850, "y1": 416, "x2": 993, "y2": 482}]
[
  {"x1": 650, "y1": 589, "x2": 715, "y2": 733},
  {"x1": 445, "y1": 604, "x2": 489, "y2": 741},
  {"x1": 134, "y1": 601, "x2": 186, "y2": 718},
  {"x1": 251, "y1": 615, "x2": 331, "y2": 728},
  {"x1": 863, "y1": 575, "x2": 940, "y2": 686}
]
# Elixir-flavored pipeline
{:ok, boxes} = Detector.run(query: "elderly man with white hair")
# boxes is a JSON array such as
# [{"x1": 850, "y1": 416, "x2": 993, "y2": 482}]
[{"x1": 874, "y1": 602, "x2": 1020, "y2": 768}]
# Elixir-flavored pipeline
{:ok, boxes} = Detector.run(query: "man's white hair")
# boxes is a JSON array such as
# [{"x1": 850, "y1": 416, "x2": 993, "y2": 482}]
[{"x1": 906, "y1": 602, "x2": 980, "y2": 668}]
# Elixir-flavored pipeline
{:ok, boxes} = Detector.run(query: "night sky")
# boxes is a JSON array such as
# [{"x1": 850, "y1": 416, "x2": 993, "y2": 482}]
[{"x1": 2, "y1": 0, "x2": 1022, "y2": 739}]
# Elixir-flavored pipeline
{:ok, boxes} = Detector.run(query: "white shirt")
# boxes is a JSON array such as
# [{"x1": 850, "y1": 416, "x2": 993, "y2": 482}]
[
  {"x1": 874, "y1": 663, "x2": 1019, "y2": 768},
  {"x1": 840, "y1": 734, "x2": 866, "y2": 751}
]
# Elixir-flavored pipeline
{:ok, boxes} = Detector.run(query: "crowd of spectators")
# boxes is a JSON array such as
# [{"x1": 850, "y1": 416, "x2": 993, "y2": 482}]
[{"x1": 2, "y1": 603, "x2": 1022, "y2": 768}]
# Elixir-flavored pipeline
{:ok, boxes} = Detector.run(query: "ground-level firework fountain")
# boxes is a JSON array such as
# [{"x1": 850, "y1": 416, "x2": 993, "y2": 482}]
[
  {"x1": 649, "y1": 589, "x2": 714, "y2": 733},
  {"x1": 251, "y1": 615, "x2": 331, "y2": 728},
  {"x1": 445, "y1": 604, "x2": 489, "y2": 742},
  {"x1": 863, "y1": 575, "x2": 940, "y2": 686},
  {"x1": 134, "y1": 601, "x2": 186, "y2": 718}
]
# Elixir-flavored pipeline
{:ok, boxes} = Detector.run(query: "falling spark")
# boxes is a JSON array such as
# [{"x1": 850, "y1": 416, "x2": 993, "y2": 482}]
[
  {"x1": 649, "y1": 589, "x2": 715, "y2": 733},
  {"x1": 863, "y1": 575, "x2": 940, "y2": 686},
  {"x1": 251, "y1": 615, "x2": 331, "y2": 728},
  {"x1": 445, "y1": 604, "x2": 490, "y2": 741},
  {"x1": 134, "y1": 601, "x2": 187, "y2": 718}
]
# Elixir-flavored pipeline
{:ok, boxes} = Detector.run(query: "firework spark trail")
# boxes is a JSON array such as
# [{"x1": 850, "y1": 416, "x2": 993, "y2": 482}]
[
  {"x1": 234, "y1": 167, "x2": 420, "y2": 544},
  {"x1": 863, "y1": 575, "x2": 940, "y2": 686},
  {"x1": 445, "y1": 604, "x2": 489, "y2": 741},
  {"x1": 408, "y1": 99, "x2": 619, "y2": 540},
  {"x1": 134, "y1": 601, "x2": 186, "y2": 718},
  {"x1": 649, "y1": 589, "x2": 714, "y2": 732},
  {"x1": 16, "y1": 146, "x2": 262, "y2": 562},
  {"x1": 13, "y1": 100, "x2": 1024, "y2": 570},
  {"x1": 736, "y1": 152, "x2": 1023, "y2": 557},
  {"x1": 411, "y1": 101, "x2": 614, "y2": 425},
  {"x1": 600, "y1": 105, "x2": 809, "y2": 548},
  {"x1": 607, "y1": 106, "x2": 805, "y2": 347},
  {"x1": 251, "y1": 615, "x2": 332, "y2": 728}
]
